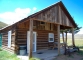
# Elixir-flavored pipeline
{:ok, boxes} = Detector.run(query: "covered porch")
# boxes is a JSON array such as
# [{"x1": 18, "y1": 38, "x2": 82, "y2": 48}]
[
  {"x1": 33, "y1": 47, "x2": 64, "y2": 59},
  {"x1": 28, "y1": 18, "x2": 75, "y2": 59},
  {"x1": 18, "y1": 47, "x2": 64, "y2": 60},
  {"x1": 16, "y1": 18, "x2": 75, "y2": 59}
]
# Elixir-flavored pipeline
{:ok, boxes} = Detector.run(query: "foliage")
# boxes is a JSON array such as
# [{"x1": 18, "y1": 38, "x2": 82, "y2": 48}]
[
  {"x1": 60, "y1": 25, "x2": 82, "y2": 34},
  {"x1": 68, "y1": 26, "x2": 82, "y2": 34},
  {"x1": 0, "y1": 21, "x2": 8, "y2": 29},
  {"x1": 0, "y1": 49, "x2": 20, "y2": 60}
]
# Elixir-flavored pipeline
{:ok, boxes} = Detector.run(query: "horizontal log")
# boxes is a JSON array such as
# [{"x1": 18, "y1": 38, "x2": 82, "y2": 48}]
[
  {"x1": 2, "y1": 45, "x2": 15, "y2": 48},
  {"x1": 2, "y1": 45, "x2": 15, "y2": 50},
  {"x1": 17, "y1": 43, "x2": 27, "y2": 45},
  {"x1": 17, "y1": 39, "x2": 27, "y2": 41},
  {"x1": 37, "y1": 47, "x2": 48, "y2": 50}
]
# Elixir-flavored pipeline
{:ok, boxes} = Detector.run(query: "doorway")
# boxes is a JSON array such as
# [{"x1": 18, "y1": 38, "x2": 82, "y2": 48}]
[{"x1": 27, "y1": 31, "x2": 37, "y2": 53}]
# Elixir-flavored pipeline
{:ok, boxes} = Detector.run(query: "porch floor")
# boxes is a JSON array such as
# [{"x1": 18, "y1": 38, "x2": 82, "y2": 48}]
[{"x1": 17, "y1": 48, "x2": 65, "y2": 60}]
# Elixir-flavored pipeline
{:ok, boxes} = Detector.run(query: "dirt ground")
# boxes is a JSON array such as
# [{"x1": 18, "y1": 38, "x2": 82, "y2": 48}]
[{"x1": 53, "y1": 52, "x2": 83, "y2": 60}]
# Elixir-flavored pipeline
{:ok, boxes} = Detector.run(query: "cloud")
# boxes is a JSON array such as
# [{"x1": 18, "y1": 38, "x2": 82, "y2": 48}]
[{"x1": 0, "y1": 7, "x2": 37, "y2": 24}]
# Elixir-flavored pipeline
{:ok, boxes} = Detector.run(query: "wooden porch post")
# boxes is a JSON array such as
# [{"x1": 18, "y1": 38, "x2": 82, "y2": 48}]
[
  {"x1": 29, "y1": 19, "x2": 33, "y2": 58},
  {"x1": 57, "y1": 4, "x2": 61, "y2": 55},
  {"x1": 62, "y1": 32, "x2": 64, "y2": 43},
  {"x1": 72, "y1": 28, "x2": 75, "y2": 47},
  {"x1": 57, "y1": 25, "x2": 60, "y2": 54},
  {"x1": 65, "y1": 32, "x2": 67, "y2": 45}
]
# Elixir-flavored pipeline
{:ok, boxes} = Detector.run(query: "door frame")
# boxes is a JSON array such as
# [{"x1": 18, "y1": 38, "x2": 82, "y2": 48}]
[{"x1": 27, "y1": 31, "x2": 37, "y2": 53}]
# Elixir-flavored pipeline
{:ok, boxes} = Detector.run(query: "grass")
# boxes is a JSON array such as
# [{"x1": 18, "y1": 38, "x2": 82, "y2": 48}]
[
  {"x1": 61, "y1": 39, "x2": 83, "y2": 56},
  {"x1": 68, "y1": 39, "x2": 83, "y2": 56},
  {"x1": 0, "y1": 48, "x2": 20, "y2": 60},
  {"x1": 30, "y1": 57, "x2": 40, "y2": 60},
  {"x1": 0, "y1": 48, "x2": 40, "y2": 60}
]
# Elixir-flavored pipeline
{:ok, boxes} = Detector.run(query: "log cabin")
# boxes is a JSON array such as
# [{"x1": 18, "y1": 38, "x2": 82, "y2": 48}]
[{"x1": 0, "y1": 1, "x2": 77, "y2": 58}]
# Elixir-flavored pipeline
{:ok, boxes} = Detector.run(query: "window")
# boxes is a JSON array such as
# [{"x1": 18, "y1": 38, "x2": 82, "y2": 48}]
[
  {"x1": 8, "y1": 31, "x2": 12, "y2": 48},
  {"x1": 40, "y1": 22, "x2": 45, "y2": 25},
  {"x1": 48, "y1": 33, "x2": 54, "y2": 42}
]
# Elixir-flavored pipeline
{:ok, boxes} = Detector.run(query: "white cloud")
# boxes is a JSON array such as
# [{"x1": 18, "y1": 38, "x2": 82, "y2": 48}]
[{"x1": 0, "y1": 7, "x2": 37, "y2": 24}]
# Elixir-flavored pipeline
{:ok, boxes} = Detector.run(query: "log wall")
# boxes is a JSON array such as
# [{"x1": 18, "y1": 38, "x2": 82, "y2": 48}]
[
  {"x1": 16, "y1": 21, "x2": 29, "y2": 46},
  {"x1": 16, "y1": 29, "x2": 27, "y2": 46},
  {"x1": 36, "y1": 30, "x2": 58, "y2": 50},
  {"x1": 15, "y1": 20, "x2": 58, "y2": 52},
  {"x1": 15, "y1": 29, "x2": 58, "y2": 50},
  {"x1": 2, "y1": 30, "x2": 15, "y2": 53}
]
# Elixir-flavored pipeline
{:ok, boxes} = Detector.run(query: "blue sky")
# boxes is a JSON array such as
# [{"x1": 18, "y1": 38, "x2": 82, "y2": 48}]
[{"x1": 0, "y1": 0, "x2": 83, "y2": 34}]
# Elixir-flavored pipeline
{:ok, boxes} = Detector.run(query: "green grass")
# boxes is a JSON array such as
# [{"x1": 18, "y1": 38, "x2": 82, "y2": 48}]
[
  {"x1": 0, "y1": 48, "x2": 20, "y2": 60},
  {"x1": 61, "y1": 39, "x2": 83, "y2": 56},
  {"x1": 74, "y1": 40, "x2": 83, "y2": 55},
  {"x1": 30, "y1": 57, "x2": 40, "y2": 60}
]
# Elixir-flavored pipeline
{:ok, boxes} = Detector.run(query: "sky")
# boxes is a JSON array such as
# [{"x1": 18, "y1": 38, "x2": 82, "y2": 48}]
[{"x1": 0, "y1": 0, "x2": 83, "y2": 34}]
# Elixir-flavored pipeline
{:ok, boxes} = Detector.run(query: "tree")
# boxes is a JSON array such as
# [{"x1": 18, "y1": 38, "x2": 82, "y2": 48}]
[
  {"x1": 68, "y1": 25, "x2": 82, "y2": 34},
  {"x1": 60, "y1": 25, "x2": 82, "y2": 34}
]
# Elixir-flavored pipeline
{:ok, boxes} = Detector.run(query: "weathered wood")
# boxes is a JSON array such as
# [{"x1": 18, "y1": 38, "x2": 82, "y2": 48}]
[
  {"x1": 72, "y1": 28, "x2": 75, "y2": 47},
  {"x1": 17, "y1": 20, "x2": 29, "y2": 29},
  {"x1": 15, "y1": 28, "x2": 27, "y2": 46},
  {"x1": 29, "y1": 19, "x2": 33, "y2": 58},
  {"x1": 57, "y1": 5, "x2": 60, "y2": 54},
  {"x1": 33, "y1": 21, "x2": 57, "y2": 31},
  {"x1": 15, "y1": 22, "x2": 58, "y2": 51},
  {"x1": 2, "y1": 31, "x2": 16, "y2": 54},
  {"x1": 33, "y1": 4, "x2": 73, "y2": 27},
  {"x1": 59, "y1": 6, "x2": 62, "y2": 24},
  {"x1": 36, "y1": 30, "x2": 58, "y2": 50},
  {"x1": 62, "y1": 32, "x2": 64, "y2": 43},
  {"x1": 57, "y1": 25, "x2": 60, "y2": 54},
  {"x1": 65, "y1": 32, "x2": 67, "y2": 44}
]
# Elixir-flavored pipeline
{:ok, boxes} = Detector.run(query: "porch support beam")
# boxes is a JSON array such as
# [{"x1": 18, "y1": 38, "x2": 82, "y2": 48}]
[
  {"x1": 57, "y1": 4, "x2": 61, "y2": 55},
  {"x1": 62, "y1": 32, "x2": 64, "y2": 43},
  {"x1": 29, "y1": 19, "x2": 33, "y2": 58},
  {"x1": 72, "y1": 28, "x2": 75, "y2": 47},
  {"x1": 57, "y1": 24, "x2": 60, "y2": 55},
  {"x1": 65, "y1": 32, "x2": 67, "y2": 45}
]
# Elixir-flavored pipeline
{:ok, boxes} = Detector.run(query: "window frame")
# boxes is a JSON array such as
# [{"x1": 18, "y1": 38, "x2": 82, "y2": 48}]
[{"x1": 48, "y1": 33, "x2": 54, "y2": 42}]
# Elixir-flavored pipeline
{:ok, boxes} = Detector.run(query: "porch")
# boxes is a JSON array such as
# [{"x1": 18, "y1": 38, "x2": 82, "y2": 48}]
[
  {"x1": 17, "y1": 47, "x2": 65, "y2": 60},
  {"x1": 16, "y1": 19, "x2": 75, "y2": 59}
]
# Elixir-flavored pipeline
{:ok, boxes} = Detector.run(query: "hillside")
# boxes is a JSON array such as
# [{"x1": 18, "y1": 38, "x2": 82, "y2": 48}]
[
  {"x1": 60, "y1": 34, "x2": 83, "y2": 40},
  {"x1": 67, "y1": 34, "x2": 83, "y2": 39},
  {"x1": 0, "y1": 21, "x2": 8, "y2": 29}
]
